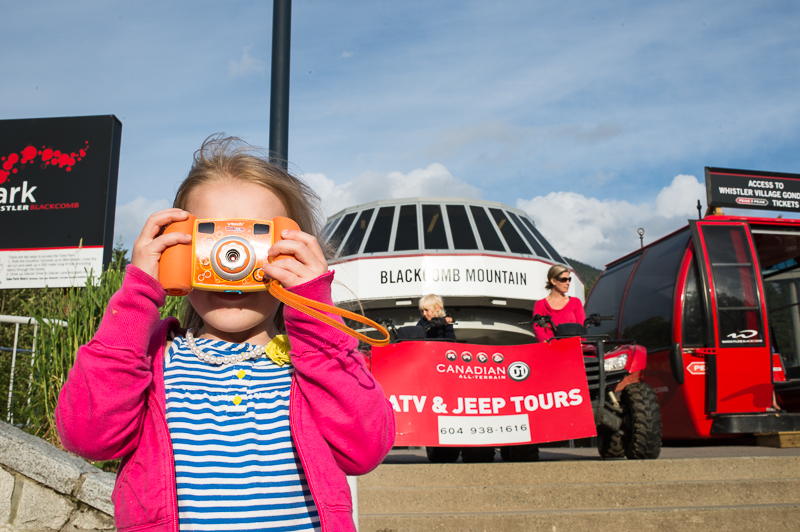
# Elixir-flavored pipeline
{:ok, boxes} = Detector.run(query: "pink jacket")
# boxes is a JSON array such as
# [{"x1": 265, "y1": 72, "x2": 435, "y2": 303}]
[{"x1": 56, "y1": 266, "x2": 395, "y2": 532}]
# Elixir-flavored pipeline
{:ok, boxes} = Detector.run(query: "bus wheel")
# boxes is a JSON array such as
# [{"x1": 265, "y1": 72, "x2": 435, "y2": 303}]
[
  {"x1": 426, "y1": 446, "x2": 460, "y2": 463},
  {"x1": 621, "y1": 383, "x2": 662, "y2": 460},
  {"x1": 597, "y1": 428, "x2": 625, "y2": 459},
  {"x1": 500, "y1": 444, "x2": 540, "y2": 462},
  {"x1": 461, "y1": 447, "x2": 496, "y2": 463}
]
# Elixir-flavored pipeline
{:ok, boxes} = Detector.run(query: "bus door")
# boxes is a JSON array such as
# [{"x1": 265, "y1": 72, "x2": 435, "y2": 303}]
[
  {"x1": 689, "y1": 220, "x2": 772, "y2": 414},
  {"x1": 750, "y1": 225, "x2": 800, "y2": 381}
]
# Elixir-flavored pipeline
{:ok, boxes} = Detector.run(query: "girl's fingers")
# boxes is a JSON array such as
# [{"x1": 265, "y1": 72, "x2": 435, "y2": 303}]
[
  {"x1": 260, "y1": 259, "x2": 306, "y2": 288},
  {"x1": 131, "y1": 209, "x2": 191, "y2": 279},
  {"x1": 269, "y1": 240, "x2": 325, "y2": 273},
  {"x1": 150, "y1": 231, "x2": 193, "y2": 253},
  {"x1": 135, "y1": 209, "x2": 189, "y2": 247},
  {"x1": 272, "y1": 230, "x2": 326, "y2": 264}
]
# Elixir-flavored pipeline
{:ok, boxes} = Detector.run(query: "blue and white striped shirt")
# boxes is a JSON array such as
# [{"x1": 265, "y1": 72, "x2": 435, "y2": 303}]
[{"x1": 164, "y1": 335, "x2": 320, "y2": 531}]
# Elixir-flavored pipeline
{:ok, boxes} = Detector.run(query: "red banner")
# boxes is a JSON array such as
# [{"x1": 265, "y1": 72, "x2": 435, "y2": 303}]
[{"x1": 371, "y1": 338, "x2": 596, "y2": 447}]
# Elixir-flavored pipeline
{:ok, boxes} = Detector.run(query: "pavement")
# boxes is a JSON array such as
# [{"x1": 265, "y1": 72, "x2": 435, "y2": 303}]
[{"x1": 384, "y1": 444, "x2": 800, "y2": 463}]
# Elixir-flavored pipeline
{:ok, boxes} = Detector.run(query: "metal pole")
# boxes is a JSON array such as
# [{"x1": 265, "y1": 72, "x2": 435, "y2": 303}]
[
  {"x1": 7, "y1": 323, "x2": 19, "y2": 423},
  {"x1": 269, "y1": 0, "x2": 292, "y2": 169},
  {"x1": 27, "y1": 322, "x2": 38, "y2": 410}
]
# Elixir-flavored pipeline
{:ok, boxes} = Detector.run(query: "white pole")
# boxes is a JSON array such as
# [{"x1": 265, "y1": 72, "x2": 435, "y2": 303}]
[
  {"x1": 6, "y1": 323, "x2": 20, "y2": 423},
  {"x1": 27, "y1": 323, "x2": 38, "y2": 410},
  {"x1": 347, "y1": 476, "x2": 358, "y2": 531}
]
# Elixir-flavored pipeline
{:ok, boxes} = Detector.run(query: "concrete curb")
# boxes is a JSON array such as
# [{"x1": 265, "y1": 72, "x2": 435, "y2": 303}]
[{"x1": 0, "y1": 421, "x2": 115, "y2": 526}]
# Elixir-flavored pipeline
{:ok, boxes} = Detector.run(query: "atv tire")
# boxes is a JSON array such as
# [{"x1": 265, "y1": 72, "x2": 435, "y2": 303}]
[
  {"x1": 620, "y1": 382, "x2": 662, "y2": 460},
  {"x1": 597, "y1": 427, "x2": 625, "y2": 459},
  {"x1": 461, "y1": 447, "x2": 496, "y2": 463},
  {"x1": 500, "y1": 444, "x2": 540, "y2": 462},
  {"x1": 426, "y1": 446, "x2": 461, "y2": 463}
]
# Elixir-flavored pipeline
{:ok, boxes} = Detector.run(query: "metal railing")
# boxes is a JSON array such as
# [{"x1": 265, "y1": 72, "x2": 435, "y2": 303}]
[{"x1": 1, "y1": 314, "x2": 67, "y2": 423}]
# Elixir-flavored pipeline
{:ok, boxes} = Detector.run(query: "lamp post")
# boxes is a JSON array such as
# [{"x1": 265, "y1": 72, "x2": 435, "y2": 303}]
[{"x1": 269, "y1": 0, "x2": 292, "y2": 169}]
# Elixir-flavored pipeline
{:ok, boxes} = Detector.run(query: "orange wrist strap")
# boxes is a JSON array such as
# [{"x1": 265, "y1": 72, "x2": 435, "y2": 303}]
[{"x1": 269, "y1": 282, "x2": 390, "y2": 347}]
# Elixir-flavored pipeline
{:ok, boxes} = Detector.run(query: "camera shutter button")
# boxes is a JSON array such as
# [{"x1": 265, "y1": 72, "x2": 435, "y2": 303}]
[{"x1": 253, "y1": 268, "x2": 265, "y2": 282}]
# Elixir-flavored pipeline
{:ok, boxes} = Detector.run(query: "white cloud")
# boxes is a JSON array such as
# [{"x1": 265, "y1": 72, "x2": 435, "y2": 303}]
[
  {"x1": 303, "y1": 163, "x2": 482, "y2": 217},
  {"x1": 655, "y1": 174, "x2": 706, "y2": 218},
  {"x1": 341, "y1": 51, "x2": 353, "y2": 58},
  {"x1": 517, "y1": 174, "x2": 706, "y2": 268},
  {"x1": 113, "y1": 196, "x2": 172, "y2": 253},
  {"x1": 228, "y1": 46, "x2": 266, "y2": 78}
]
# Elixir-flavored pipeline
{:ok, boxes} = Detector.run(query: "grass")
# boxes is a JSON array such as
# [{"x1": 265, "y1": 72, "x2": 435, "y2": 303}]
[{"x1": 1, "y1": 262, "x2": 182, "y2": 447}]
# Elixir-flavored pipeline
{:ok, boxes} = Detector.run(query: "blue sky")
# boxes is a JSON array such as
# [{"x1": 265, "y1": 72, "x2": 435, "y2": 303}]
[{"x1": 3, "y1": 1, "x2": 800, "y2": 267}]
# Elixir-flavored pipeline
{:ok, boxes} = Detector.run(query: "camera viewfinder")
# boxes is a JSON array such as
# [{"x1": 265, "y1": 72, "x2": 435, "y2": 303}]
[
  {"x1": 198, "y1": 222, "x2": 215, "y2": 234},
  {"x1": 254, "y1": 223, "x2": 271, "y2": 235}
]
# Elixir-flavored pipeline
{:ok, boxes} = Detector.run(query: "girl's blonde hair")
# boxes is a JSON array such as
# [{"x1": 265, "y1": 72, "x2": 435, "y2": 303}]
[
  {"x1": 174, "y1": 134, "x2": 327, "y2": 331},
  {"x1": 418, "y1": 294, "x2": 446, "y2": 317},
  {"x1": 544, "y1": 264, "x2": 570, "y2": 290}
]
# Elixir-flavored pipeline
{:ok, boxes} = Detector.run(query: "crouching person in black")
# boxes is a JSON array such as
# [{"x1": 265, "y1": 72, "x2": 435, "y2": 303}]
[{"x1": 417, "y1": 294, "x2": 456, "y2": 340}]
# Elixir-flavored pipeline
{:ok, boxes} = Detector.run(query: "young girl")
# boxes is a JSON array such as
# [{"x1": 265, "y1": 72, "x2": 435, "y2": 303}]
[
  {"x1": 416, "y1": 294, "x2": 455, "y2": 340},
  {"x1": 56, "y1": 136, "x2": 395, "y2": 532}
]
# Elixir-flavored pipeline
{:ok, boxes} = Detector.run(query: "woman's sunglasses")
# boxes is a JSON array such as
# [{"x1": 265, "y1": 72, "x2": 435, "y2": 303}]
[{"x1": 556, "y1": 276, "x2": 572, "y2": 283}]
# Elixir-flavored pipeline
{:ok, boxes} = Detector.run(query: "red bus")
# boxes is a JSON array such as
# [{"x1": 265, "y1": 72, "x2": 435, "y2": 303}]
[{"x1": 586, "y1": 170, "x2": 800, "y2": 439}]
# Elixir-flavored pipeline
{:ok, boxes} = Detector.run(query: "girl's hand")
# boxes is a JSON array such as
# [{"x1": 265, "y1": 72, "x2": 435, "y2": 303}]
[
  {"x1": 131, "y1": 208, "x2": 192, "y2": 281},
  {"x1": 262, "y1": 229, "x2": 327, "y2": 289}
]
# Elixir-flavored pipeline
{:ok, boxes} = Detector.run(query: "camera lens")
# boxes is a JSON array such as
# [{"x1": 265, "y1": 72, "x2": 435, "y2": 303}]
[{"x1": 210, "y1": 236, "x2": 256, "y2": 281}]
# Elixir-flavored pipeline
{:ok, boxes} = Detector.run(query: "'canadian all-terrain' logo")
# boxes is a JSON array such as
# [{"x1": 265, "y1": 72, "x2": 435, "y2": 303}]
[{"x1": 437, "y1": 349, "x2": 508, "y2": 380}]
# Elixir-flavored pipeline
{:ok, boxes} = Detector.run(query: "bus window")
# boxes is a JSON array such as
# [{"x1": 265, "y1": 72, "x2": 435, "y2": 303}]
[
  {"x1": 585, "y1": 255, "x2": 640, "y2": 338},
  {"x1": 702, "y1": 225, "x2": 765, "y2": 347},
  {"x1": 341, "y1": 209, "x2": 375, "y2": 256},
  {"x1": 423, "y1": 204, "x2": 449, "y2": 249},
  {"x1": 447, "y1": 205, "x2": 478, "y2": 250},
  {"x1": 620, "y1": 231, "x2": 689, "y2": 352},
  {"x1": 363, "y1": 206, "x2": 396, "y2": 253},
  {"x1": 683, "y1": 256, "x2": 709, "y2": 348},
  {"x1": 394, "y1": 205, "x2": 420, "y2": 251}
]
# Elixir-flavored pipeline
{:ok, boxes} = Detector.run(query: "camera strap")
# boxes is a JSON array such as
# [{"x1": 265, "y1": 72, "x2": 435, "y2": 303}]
[{"x1": 269, "y1": 283, "x2": 390, "y2": 346}]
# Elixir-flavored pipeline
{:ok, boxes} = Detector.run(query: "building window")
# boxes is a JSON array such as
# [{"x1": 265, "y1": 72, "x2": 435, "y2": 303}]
[
  {"x1": 341, "y1": 209, "x2": 375, "y2": 256},
  {"x1": 447, "y1": 205, "x2": 478, "y2": 250},
  {"x1": 394, "y1": 205, "x2": 419, "y2": 251},
  {"x1": 470, "y1": 206, "x2": 506, "y2": 252},
  {"x1": 423, "y1": 204, "x2": 449, "y2": 249},
  {"x1": 490, "y1": 208, "x2": 531, "y2": 254},
  {"x1": 329, "y1": 212, "x2": 356, "y2": 254},
  {"x1": 363, "y1": 206, "x2": 395, "y2": 253}
]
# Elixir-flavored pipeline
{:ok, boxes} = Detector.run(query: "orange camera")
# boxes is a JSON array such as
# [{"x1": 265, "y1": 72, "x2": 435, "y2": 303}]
[{"x1": 159, "y1": 215, "x2": 299, "y2": 296}]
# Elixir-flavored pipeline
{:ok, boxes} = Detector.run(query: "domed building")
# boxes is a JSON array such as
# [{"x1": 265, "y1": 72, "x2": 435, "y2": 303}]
[{"x1": 324, "y1": 197, "x2": 583, "y2": 345}]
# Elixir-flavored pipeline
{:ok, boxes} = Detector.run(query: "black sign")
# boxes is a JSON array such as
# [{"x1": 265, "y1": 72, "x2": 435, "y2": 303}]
[
  {"x1": 0, "y1": 115, "x2": 121, "y2": 265},
  {"x1": 706, "y1": 167, "x2": 800, "y2": 214}
]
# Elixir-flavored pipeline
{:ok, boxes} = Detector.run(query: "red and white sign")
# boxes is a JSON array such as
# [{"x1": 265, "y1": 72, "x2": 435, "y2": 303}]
[
  {"x1": 371, "y1": 337, "x2": 596, "y2": 446},
  {"x1": 687, "y1": 361, "x2": 706, "y2": 375}
]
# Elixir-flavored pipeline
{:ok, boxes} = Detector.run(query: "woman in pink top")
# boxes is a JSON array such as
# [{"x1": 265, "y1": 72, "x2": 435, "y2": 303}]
[{"x1": 532, "y1": 265, "x2": 585, "y2": 342}]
